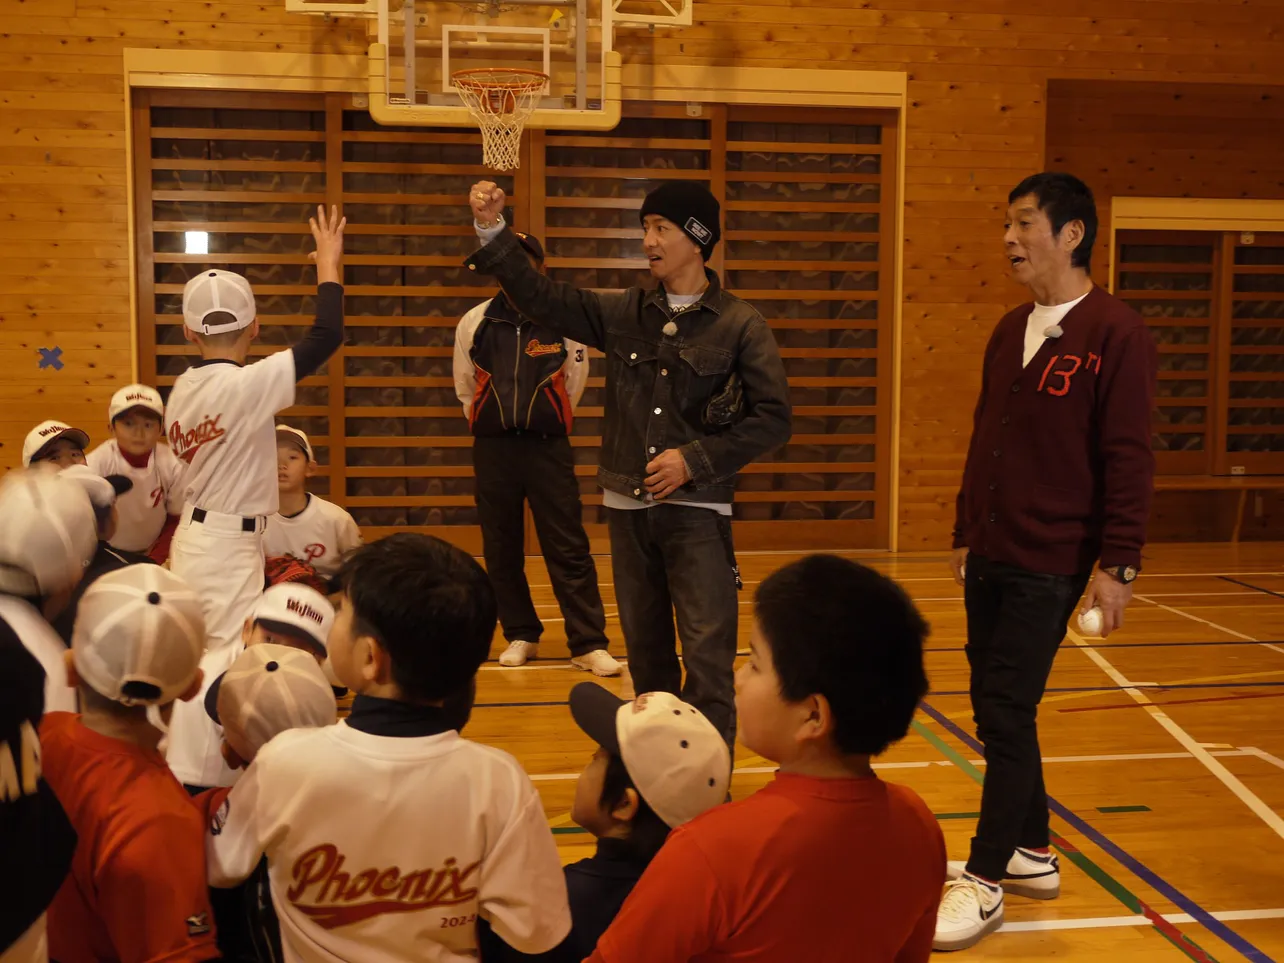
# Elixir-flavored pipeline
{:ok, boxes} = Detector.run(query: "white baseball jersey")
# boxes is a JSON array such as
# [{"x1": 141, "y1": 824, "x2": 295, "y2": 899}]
[
  {"x1": 263, "y1": 495, "x2": 363, "y2": 578},
  {"x1": 206, "y1": 723, "x2": 571, "y2": 963},
  {"x1": 86, "y1": 440, "x2": 185, "y2": 553},
  {"x1": 165, "y1": 351, "x2": 296, "y2": 517}
]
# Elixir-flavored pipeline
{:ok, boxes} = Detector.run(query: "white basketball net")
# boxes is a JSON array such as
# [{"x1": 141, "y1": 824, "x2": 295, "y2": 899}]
[{"x1": 452, "y1": 69, "x2": 548, "y2": 171}]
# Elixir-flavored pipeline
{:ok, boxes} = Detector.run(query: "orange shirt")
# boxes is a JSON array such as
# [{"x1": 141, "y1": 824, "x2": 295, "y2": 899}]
[
  {"x1": 588, "y1": 773, "x2": 945, "y2": 963},
  {"x1": 39, "y1": 712, "x2": 219, "y2": 963}
]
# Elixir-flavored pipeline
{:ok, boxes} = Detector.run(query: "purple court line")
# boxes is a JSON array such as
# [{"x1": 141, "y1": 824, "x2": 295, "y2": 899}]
[{"x1": 917, "y1": 700, "x2": 1275, "y2": 963}]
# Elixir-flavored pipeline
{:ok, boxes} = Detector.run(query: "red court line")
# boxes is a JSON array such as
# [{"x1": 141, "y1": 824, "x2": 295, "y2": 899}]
[{"x1": 1059, "y1": 691, "x2": 1284, "y2": 713}]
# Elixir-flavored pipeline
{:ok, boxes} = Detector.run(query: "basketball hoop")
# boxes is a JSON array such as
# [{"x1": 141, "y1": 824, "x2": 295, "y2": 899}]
[{"x1": 452, "y1": 68, "x2": 549, "y2": 171}]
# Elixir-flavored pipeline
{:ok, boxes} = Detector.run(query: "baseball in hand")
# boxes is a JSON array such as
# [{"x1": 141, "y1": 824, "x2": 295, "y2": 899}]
[{"x1": 1077, "y1": 606, "x2": 1104, "y2": 637}]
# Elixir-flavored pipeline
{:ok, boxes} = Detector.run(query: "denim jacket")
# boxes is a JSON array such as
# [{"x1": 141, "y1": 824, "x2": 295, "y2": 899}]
[{"x1": 465, "y1": 228, "x2": 792, "y2": 503}]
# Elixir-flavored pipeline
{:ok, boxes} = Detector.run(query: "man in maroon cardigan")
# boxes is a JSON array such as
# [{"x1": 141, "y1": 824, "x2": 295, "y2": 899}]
[{"x1": 934, "y1": 173, "x2": 1158, "y2": 951}]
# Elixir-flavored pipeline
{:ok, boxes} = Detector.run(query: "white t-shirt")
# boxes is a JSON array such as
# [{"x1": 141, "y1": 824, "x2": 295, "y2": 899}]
[
  {"x1": 1023, "y1": 292, "x2": 1090, "y2": 368},
  {"x1": 206, "y1": 722, "x2": 571, "y2": 963},
  {"x1": 165, "y1": 351, "x2": 296, "y2": 517},
  {"x1": 263, "y1": 494, "x2": 363, "y2": 578},
  {"x1": 0, "y1": 596, "x2": 75, "y2": 715},
  {"x1": 86, "y1": 440, "x2": 185, "y2": 553}
]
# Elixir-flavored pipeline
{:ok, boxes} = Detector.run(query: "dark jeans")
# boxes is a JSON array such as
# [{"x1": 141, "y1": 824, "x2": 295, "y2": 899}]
[
  {"x1": 607, "y1": 504, "x2": 740, "y2": 748},
  {"x1": 963, "y1": 555, "x2": 1091, "y2": 882},
  {"x1": 474, "y1": 434, "x2": 609, "y2": 657}
]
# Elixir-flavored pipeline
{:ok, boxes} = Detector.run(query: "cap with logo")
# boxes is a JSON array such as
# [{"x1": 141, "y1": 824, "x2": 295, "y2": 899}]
[
  {"x1": 569, "y1": 682, "x2": 731, "y2": 829},
  {"x1": 514, "y1": 232, "x2": 545, "y2": 262},
  {"x1": 275, "y1": 425, "x2": 314, "y2": 463},
  {"x1": 0, "y1": 468, "x2": 98, "y2": 598},
  {"x1": 71, "y1": 565, "x2": 207, "y2": 707},
  {"x1": 108, "y1": 384, "x2": 165, "y2": 425},
  {"x1": 182, "y1": 270, "x2": 257, "y2": 335},
  {"x1": 204, "y1": 643, "x2": 336, "y2": 763},
  {"x1": 22, "y1": 420, "x2": 91, "y2": 468},
  {"x1": 248, "y1": 582, "x2": 334, "y2": 656}
]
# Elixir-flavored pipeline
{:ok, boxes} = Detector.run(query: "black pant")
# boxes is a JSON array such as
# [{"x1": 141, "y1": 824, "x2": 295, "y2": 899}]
[
  {"x1": 607, "y1": 504, "x2": 740, "y2": 749},
  {"x1": 473, "y1": 434, "x2": 609, "y2": 657},
  {"x1": 963, "y1": 555, "x2": 1091, "y2": 882}
]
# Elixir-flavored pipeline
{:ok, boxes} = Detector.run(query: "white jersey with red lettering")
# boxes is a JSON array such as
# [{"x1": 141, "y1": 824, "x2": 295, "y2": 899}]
[
  {"x1": 205, "y1": 722, "x2": 571, "y2": 963},
  {"x1": 263, "y1": 494, "x2": 362, "y2": 579},
  {"x1": 165, "y1": 351, "x2": 296, "y2": 518},
  {"x1": 86, "y1": 440, "x2": 185, "y2": 553}
]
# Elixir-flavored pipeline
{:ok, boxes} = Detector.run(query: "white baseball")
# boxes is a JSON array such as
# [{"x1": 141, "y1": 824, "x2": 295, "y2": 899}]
[{"x1": 1077, "y1": 606, "x2": 1104, "y2": 636}]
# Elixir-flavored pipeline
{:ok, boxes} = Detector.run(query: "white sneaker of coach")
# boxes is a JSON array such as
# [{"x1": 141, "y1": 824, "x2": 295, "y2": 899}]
[
  {"x1": 945, "y1": 847, "x2": 1060, "y2": 900},
  {"x1": 498, "y1": 640, "x2": 538, "y2": 667},
  {"x1": 570, "y1": 649, "x2": 623, "y2": 677},
  {"x1": 934, "y1": 874, "x2": 1004, "y2": 952}
]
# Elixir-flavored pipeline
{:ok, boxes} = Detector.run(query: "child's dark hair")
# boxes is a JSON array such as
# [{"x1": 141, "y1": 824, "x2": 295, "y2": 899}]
[
  {"x1": 754, "y1": 555, "x2": 929, "y2": 756},
  {"x1": 335, "y1": 533, "x2": 496, "y2": 704},
  {"x1": 1008, "y1": 171, "x2": 1098, "y2": 271},
  {"x1": 600, "y1": 752, "x2": 671, "y2": 863}
]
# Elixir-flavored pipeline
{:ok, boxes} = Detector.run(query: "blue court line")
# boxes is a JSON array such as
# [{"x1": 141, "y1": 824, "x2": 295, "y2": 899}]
[
  {"x1": 1219, "y1": 575, "x2": 1284, "y2": 601},
  {"x1": 916, "y1": 700, "x2": 1274, "y2": 963}
]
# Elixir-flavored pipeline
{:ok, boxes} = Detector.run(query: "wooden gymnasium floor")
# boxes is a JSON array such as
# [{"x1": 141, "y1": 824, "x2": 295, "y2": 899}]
[{"x1": 462, "y1": 542, "x2": 1284, "y2": 961}]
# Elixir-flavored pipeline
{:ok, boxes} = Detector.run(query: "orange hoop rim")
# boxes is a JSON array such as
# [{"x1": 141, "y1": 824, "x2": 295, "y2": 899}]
[{"x1": 451, "y1": 67, "x2": 549, "y2": 94}]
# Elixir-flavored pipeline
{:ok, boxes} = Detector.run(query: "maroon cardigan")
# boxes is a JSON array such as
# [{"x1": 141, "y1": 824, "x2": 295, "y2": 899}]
[{"x1": 952, "y1": 285, "x2": 1158, "y2": 576}]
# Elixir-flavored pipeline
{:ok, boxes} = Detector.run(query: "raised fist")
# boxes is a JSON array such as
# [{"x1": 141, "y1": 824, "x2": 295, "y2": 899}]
[{"x1": 469, "y1": 181, "x2": 506, "y2": 227}]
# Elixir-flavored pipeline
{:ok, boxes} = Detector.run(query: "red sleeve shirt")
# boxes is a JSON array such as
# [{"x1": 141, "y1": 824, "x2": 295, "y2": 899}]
[
  {"x1": 588, "y1": 772, "x2": 945, "y2": 963},
  {"x1": 39, "y1": 712, "x2": 219, "y2": 963}
]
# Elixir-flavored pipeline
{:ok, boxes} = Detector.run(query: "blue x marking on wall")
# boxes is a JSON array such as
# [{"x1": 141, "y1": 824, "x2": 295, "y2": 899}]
[{"x1": 39, "y1": 347, "x2": 64, "y2": 371}]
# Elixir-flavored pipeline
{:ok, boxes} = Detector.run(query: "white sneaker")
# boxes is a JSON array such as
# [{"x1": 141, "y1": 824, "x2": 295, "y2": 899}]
[
  {"x1": 946, "y1": 847, "x2": 1060, "y2": 900},
  {"x1": 498, "y1": 640, "x2": 538, "y2": 667},
  {"x1": 934, "y1": 874, "x2": 1004, "y2": 952},
  {"x1": 570, "y1": 649, "x2": 623, "y2": 677}
]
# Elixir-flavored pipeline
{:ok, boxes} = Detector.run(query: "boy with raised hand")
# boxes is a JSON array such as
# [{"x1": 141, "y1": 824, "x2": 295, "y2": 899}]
[
  {"x1": 205, "y1": 533, "x2": 571, "y2": 962},
  {"x1": 87, "y1": 383, "x2": 184, "y2": 563},
  {"x1": 165, "y1": 204, "x2": 345, "y2": 793},
  {"x1": 587, "y1": 555, "x2": 944, "y2": 963},
  {"x1": 40, "y1": 564, "x2": 216, "y2": 963}
]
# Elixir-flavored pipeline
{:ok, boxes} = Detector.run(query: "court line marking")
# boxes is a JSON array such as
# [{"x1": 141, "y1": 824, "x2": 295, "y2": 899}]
[
  {"x1": 1219, "y1": 575, "x2": 1284, "y2": 601},
  {"x1": 1066, "y1": 625, "x2": 1284, "y2": 845},
  {"x1": 913, "y1": 705, "x2": 1238, "y2": 963},
  {"x1": 916, "y1": 702, "x2": 1270, "y2": 963},
  {"x1": 1133, "y1": 595, "x2": 1284, "y2": 657},
  {"x1": 1002, "y1": 907, "x2": 1284, "y2": 933},
  {"x1": 525, "y1": 748, "x2": 1260, "y2": 783}
]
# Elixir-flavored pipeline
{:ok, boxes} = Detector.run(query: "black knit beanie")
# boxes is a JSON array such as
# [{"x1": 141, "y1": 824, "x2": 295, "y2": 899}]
[{"x1": 639, "y1": 182, "x2": 721, "y2": 261}]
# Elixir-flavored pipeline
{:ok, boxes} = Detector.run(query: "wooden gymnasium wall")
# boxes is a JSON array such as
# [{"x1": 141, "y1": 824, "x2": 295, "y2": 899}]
[{"x1": 6, "y1": 0, "x2": 1284, "y2": 551}]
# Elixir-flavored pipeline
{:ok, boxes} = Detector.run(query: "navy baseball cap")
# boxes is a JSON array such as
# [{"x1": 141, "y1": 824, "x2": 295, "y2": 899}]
[{"x1": 514, "y1": 232, "x2": 545, "y2": 262}]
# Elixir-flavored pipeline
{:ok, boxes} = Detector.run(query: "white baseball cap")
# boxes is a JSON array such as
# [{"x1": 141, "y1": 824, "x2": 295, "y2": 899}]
[
  {"x1": 109, "y1": 384, "x2": 165, "y2": 424},
  {"x1": 61, "y1": 464, "x2": 133, "y2": 511},
  {"x1": 570, "y1": 683, "x2": 731, "y2": 828},
  {"x1": 182, "y1": 269, "x2": 256, "y2": 335},
  {"x1": 0, "y1": 467, "x2": 98, "y2": 597},
  {"x1": 276, "y1": 425, "x2": 314, "y2": 463},
  {"x1": 248, "y1": 583, "x2": 334, "y2": 656},
  {"x1": 22, "y1": 420, "x2": 90, "y2": 468},
  {"x1": 205, "y1": 643, "x2": 337, "y2": 763},
  {"x1": 71, "y1": 565, "x2": 207, "y2": 707}
]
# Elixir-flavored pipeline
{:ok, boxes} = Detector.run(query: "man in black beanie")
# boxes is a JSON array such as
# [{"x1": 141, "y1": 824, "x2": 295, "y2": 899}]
[{"x1": 463, "y1": 179, "x2": 791, "y2": 749}]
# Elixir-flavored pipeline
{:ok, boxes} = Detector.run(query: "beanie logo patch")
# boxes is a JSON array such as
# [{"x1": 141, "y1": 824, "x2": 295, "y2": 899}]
[{"x1": 684, "y1": 217, "x2": 712, "y2": 244}]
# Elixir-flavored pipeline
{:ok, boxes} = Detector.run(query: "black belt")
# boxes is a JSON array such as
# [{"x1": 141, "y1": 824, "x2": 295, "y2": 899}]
[{"x1": 191, "y1": 507, "x2": 257, "y2": 533}]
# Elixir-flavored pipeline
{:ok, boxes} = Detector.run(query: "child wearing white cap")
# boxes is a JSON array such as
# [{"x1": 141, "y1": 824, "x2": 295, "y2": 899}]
[
  {"x1": 164, "y1": 205, "x2": 345, "y2": 794},
  {"x1": 22, "y1": 420, "x2": 90, "y2": 469},
  {"x1": 264, "y1": 425, "x2": 362, "y2": 581},
  {"x1": 39, "y1": 565, "x2": 218, "y2": 963},
  {"x1": 87, "y1": 383, "x2": 185, "y2": 563},
  {"x1": 492, "y1": 683, "x2": 730, "y2": 960}
]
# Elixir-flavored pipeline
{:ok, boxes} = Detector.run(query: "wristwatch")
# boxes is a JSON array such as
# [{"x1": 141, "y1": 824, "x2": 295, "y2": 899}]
[{"x1": 1102, "y1": 564, "x2": 1139, "y2": 584}]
